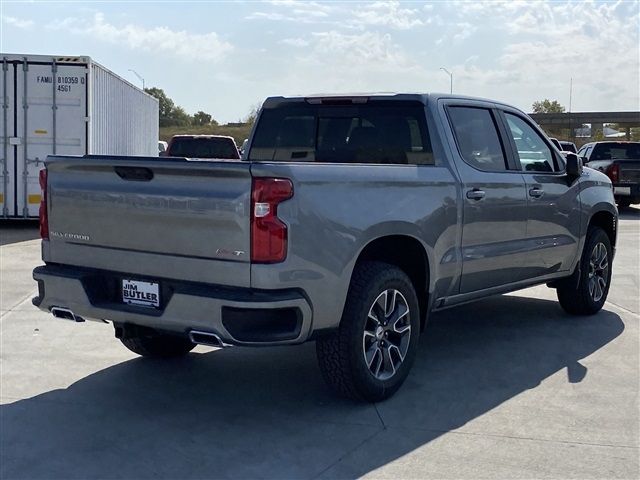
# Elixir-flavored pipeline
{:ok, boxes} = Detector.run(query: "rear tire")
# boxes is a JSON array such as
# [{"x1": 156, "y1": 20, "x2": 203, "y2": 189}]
[
  {"x1": 617, "y1": 198, "x2": 631, "y2": 210},
  {"x1": 557, "y1": 227, "x2": 612, "y2": 315},
  {"x1": 316, "y1": 261, "x2": 420, "y2": 402},
  {"x1": 120, "y1": 333, "x2": 195, "y2": 358}
]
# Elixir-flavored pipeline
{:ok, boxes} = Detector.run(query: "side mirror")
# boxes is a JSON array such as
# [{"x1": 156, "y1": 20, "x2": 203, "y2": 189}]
[
  {"x1": 566, "y1": 153, "x2": 583, "y2": 179},
  {"x1": 580, "y1": 156, "x2": 588, "y2": 164}
]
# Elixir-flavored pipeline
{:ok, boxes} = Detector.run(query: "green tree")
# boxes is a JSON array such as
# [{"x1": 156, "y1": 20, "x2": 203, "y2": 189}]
[
  {"x1": 193, "y1": 111, "x2": 215, "y2": 126},
  {"x1": 532, "y1": 99, "x2": 566, "y2": 114},
  {"x1": 145, "y1": 87, "x2": 197, "y2": 127},
  {"x1": 168, "y1": 106, "x2": 193, "y2": 127},
  {"x1": 592, "y1": 129, "x2": 605, "y2": 141},
  {"x1": 145, "y1": 87, "x2": 175, "y2": 123},
  {"x1": 243, "y1": 102, "x2": 262, "y2": 125}
]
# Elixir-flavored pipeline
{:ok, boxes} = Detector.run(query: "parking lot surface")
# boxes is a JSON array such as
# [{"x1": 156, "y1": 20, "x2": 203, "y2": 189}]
[{"x1": 1, "y1": 210, "x2": 638, "y2": 479}]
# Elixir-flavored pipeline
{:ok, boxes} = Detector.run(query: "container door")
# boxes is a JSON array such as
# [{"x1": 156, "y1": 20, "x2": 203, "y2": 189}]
[
  {"x1": 15, "y1": 61, "x2": 87, "y2": 217},
  {"x1": 0, "y1": 59, "x2": 16, "y2": 217}
]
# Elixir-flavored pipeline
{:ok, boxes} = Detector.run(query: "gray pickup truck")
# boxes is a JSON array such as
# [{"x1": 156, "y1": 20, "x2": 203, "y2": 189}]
[{"x1": 33, "y1": 93, "x2": 618, "y2": 401}]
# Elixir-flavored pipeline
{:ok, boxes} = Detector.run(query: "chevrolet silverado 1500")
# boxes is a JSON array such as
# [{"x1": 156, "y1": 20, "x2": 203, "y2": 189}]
[{"x1": 33, "y1": 94, "x2": 618, "y2": 401}]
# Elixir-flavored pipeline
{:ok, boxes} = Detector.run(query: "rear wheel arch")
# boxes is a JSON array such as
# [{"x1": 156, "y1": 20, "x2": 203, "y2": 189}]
[{"x1": 352, "y1": 235, "x2": 431, "y2": 329}]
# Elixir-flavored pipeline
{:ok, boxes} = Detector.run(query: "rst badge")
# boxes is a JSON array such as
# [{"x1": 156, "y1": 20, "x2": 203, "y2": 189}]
[{"x1": 122, "y1": 279, "x2": 160, "y2": 308}]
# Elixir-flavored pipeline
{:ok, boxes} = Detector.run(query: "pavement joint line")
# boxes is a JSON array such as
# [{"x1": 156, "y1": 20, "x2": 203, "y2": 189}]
[
  {"x1": 380, "y1": 424, "x2": 640, "y2": 450},
  {"x1": 604, "y1": 300, "x2": 640, "y2": 318},
  {"x1": 373, "y1": 403, "x2": 387, "y2": 428},
  {"x1": 311, "y1": 427, "x2": 385, "y2": 480},
  {"x1": 0, "y1": 290, "x2": 37, "y2": 319}
]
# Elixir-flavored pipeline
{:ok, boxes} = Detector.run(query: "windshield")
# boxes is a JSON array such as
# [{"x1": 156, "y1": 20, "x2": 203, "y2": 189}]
[
  {"x1": 248, "y1": 102, "x2": 433, "y2": 165},
  {"x1": 168, "y1": 137, "x2": 239, "y2": 159},
  {"x1": 591, "y1": 142, "x2": 640, "y2": 161}
]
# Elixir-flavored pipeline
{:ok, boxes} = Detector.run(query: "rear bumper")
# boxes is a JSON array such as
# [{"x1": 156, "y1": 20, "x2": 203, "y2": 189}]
[
  {"x1": 613, "y1": 184, "x2": 640, "y2": 200},
  {"x1": 32, "y1": 264, "x2": 313, "y2": 346}
]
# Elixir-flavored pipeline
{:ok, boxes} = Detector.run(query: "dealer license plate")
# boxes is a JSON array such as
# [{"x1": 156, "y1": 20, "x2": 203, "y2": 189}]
[{"x1": 122, "y1": 279, "x2": 160, "y2": 308}]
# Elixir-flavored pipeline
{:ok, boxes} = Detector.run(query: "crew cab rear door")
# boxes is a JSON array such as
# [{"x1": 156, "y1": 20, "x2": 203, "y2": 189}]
[{"x1": 442, "y1": 100, "x2": 529, "y2": 293}]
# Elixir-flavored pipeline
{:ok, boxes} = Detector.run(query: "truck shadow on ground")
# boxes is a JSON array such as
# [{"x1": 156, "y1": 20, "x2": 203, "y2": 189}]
[
  {"x1": 0, "y1": 221, "x2": 39, "y2": 246},
  {"x1": 1, "y1": 295, "x2": 625, "y2": 479},
  {"x1": 619, "y1": 205, "x2": 640, "y2": 219}
]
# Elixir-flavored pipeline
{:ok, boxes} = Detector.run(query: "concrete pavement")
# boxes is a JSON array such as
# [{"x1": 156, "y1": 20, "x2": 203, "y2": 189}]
[{"x1": 1, "y1": 210, "x2": 638, "y2": 479}]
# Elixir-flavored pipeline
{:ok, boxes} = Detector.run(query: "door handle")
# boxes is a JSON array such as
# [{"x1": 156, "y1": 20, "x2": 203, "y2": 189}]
[
  {"x1": 466, "y1": 189, "x2": 486, "y2": 200},
  {"x1": 529, "y1": 187, "x2": 544, "y2": 198}
]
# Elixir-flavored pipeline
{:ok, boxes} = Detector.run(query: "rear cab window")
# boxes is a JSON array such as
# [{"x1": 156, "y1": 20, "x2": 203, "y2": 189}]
[
  {"x1": 560, "y1": 142, "x2": 577, "y2": 153},
  {"x1": 591, "y1": 142, "x2": 640, "y2": 161},
  {"x1": 248, "y1": 102, "x2": 434, "y2": 165}
]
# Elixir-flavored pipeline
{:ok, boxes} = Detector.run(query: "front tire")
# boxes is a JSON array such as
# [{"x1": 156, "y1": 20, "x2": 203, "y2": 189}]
[
  {"x1": 557, "y1": 227, "x2": 612, "y2": 315},
  {"x1": 316, "y1": 261, "x2": 420, "y2": 402},
  {"x1": 120, "y1": 332, "x2": 195, "y2": 358}
]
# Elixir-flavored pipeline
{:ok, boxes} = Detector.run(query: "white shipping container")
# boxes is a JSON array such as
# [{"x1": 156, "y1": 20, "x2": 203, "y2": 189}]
[{"x1": 0, "y1": 54, "x2": 159, "y2": 218}]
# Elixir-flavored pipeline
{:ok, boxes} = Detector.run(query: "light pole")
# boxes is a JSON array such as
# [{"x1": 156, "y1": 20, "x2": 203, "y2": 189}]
[
  {"x1": 128, "y1": 69, "x2": 145, "y2": 90},
  {"x1": 440, "y1": 67, "x2": 453, "y2": 94}
]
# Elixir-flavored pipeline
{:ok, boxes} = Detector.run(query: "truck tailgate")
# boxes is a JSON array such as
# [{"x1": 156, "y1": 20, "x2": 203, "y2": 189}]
[
  {"x1": 45, "y1": 156, "x2": 251, "y2": 287},
  {"x1": 619, "y1": 161, "x2": 640, "y2": 184}
]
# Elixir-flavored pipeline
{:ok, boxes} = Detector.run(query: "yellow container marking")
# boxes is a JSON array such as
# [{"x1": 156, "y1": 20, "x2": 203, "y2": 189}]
[
  {"x1": 28, "y1": 194, "x2": 41, "y2": 204},
  {"x1": 0, "y1": 193, "x2": 3, "y2": 203},
  {"x1": 34, "y1": 129, "x2": 48, "y2": 135}
]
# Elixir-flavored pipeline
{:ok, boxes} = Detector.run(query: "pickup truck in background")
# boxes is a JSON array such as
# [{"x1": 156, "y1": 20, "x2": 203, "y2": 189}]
[
  {"x1": 578, "y1": 141, "x2": 640, "y2": 208},
  {"x1": 33, "y1": 94, "x2": 617, "y2": 401},
  {"x1": 559, "y1": 141, "x2": 577, "y2": 153},
  {"x1": 162, "y1": 134, "x2": 240, "y2": 160}
]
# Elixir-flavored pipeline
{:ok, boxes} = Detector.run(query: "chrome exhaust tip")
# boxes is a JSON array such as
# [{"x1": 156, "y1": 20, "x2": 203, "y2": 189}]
[
  {"x1": 50, "y1": 307, "x2": 85, "y2": 323},
  {"x1": 188, "y1": 330, "x2": 229, "y2": 348}
]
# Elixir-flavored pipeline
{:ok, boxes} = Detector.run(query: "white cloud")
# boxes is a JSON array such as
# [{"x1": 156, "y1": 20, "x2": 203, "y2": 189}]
[
  {"x1": 2, "y1": 15, "x2": 34, "y2": 29},
  {"x1": 279, "y1": 37, "x2": 310, "y2": 47},
  {"x1": 247, "y1": 1, "x2": 335, "y2": 23},
  {"x1": 452, "y1": 22, "x2": 476, "y2": 43},
  {"x1": 349, "y1": 1, "x2": 425, "y2": 30},
  {"x1": 310, "y1": 30, "x2": 408, "y2": 65},
  {"x1": 434, "y1": 0, "x2": 639, "y2": 112},
  {"x1": 260, "y1": 29, "x2": 442, "y2": 95},
  {"x1": 247, "y1": 0, "x2": 431, "y2": 29},
  {"x1": 464, "y1": 55, "x2": 479, "y2": 65},
  {"x1": 48, "y1": 13, "x2": 233, "y2": 62}
]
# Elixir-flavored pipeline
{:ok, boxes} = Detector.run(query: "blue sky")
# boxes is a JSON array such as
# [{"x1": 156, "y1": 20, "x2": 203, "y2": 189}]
[{"x1": 1, "y1": 0, "x2": 638, "y2": 123}]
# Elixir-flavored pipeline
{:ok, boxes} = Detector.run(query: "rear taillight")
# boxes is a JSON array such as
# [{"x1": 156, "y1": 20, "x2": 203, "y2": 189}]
[
  {"x1": 605, "y1": 163, "x2": 619, "y2": 183},
  {"x1": 39, "y1": 168, "x2": 49, "y2": 239},
  {"x1": 251, "y1": 178, "x2": 293, "y2": 263}
]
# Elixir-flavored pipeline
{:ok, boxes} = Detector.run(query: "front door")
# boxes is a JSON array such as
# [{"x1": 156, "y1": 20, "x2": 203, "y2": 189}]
[{"x1": 500, "y1": 111, "x2": 581, "y2": 278}]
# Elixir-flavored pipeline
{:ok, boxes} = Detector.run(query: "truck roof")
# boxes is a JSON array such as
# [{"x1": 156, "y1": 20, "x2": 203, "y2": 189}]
[{"x1": 262, "y1": 92, "x2": 525, "y2": 112}]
